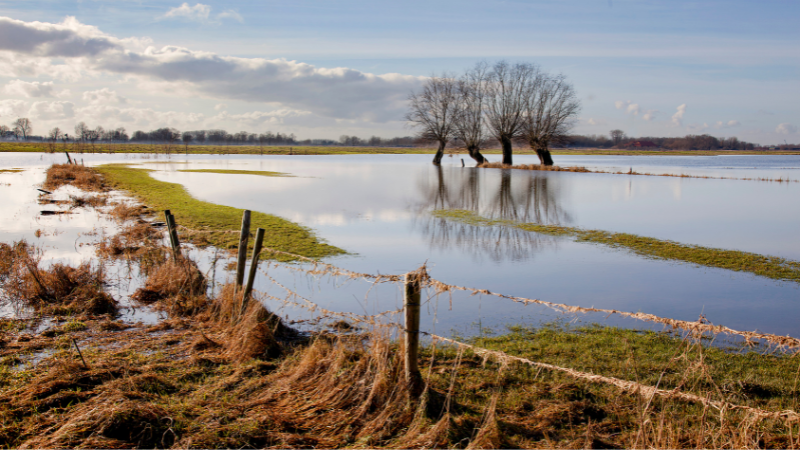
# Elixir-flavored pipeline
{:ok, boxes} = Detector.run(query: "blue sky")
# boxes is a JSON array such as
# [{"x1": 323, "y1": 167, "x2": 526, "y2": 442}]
[{"x1": 0, "y1": 0, "x2": 797, "y2": 143}]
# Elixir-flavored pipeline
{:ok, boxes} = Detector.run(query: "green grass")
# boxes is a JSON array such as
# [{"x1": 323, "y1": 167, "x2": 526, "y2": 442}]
[
  {"x1": 470, "y1": 322, "x2": 800, "y2": 413},
  {"x1": 3, "y1": 141, "x2": 799, "y2": 156},
  {"x1": 433, "y1": 209, "x2": 800, "y2": 283},
  {"x1": 95, "y1": 164, "x2": 343, "y2": 259},
  {"x1": 176, "y1": 169, "x2": 292, "y2": 177}
]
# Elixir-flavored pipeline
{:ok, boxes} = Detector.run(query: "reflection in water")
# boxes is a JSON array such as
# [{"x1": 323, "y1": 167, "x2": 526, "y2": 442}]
[{"x1": 413, "y1": 167, "x2": 573, "y2": 262}]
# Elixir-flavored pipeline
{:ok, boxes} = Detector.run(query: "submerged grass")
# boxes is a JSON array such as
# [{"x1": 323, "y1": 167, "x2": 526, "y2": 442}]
[
  {"x1": 177, "y1": 169, "x2": 293, "y2": 177},
  {"x1": 434, "y1": 209, "x2": 800, "y2": 283},
  {"x1": 95, "y1": 164, "x2": 343, "y2": 259}
]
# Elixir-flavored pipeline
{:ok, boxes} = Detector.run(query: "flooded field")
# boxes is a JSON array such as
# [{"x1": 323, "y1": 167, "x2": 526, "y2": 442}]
[{"x1": 2, "y1": 152, "x2": 799, "y2": 338}]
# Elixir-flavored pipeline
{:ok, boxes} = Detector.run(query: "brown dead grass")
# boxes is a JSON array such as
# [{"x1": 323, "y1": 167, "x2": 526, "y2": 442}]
[
  {"x1": 130, "y1": 257, "x2": 207, "y2": 316},
  {"x1": 478, "y1": 161, "x2": 592, "y2": 172},
  {"x1": 43, "y1": 164, "x2": 106, "y2": 192},
  {"x1": 68, "y1": 194, "x2": 108, "y2": 209},
  {"x1": 0, "y1": 240, "x2": 116, "y2": 316},
  {"x1": 108, "y1": 202, "x2": 150, "y2": 222}
]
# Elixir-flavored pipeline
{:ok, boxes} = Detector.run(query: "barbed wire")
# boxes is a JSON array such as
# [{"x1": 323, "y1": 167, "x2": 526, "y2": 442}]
[{"x1": 427, "y1": 333, "x2": 800, "y2": 422}]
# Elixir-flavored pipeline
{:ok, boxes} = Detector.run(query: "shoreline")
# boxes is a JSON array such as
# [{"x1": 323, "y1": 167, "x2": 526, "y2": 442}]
[{"x1": 2, "y1": 142, "x2": 800, "y2": 157}]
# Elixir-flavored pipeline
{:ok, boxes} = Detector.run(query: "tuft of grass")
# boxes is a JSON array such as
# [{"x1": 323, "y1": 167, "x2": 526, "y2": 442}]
[
  {"x1": 177, "y1": 169, "x2": 293, "y2": 177},
  {"x1": 44, "y1": 164, "x2": 106, "y2": 192},
  {"x1": 95, "y1": 164, "x2": 343, "y2": 259},
  {"x1": 0, "y1": 169, "x2": 24, "y2": 173},
  {"x1": 434, "y1": 209, "x2": 800, "y2": 283}
]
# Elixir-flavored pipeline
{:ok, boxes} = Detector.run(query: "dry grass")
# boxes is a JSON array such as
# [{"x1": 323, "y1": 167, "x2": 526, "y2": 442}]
[
  {"x1": 478, "y1": 161, "x2": 592, "y2": 172},
  {"x1": 108, "y1": 202, "x2": 150, "y2": 222},
  {"x1": 43, "y1": 164, "x2": 106, "y2": 192},
  {"x1": 68, "y1": 194, "x2": 108, "y2": 209},
  {"x1": 0, "y1": 240, "x2": 116, "y2": 316},
  {"x1": 130, "y1": 257, "x2": 208, "y2": 316}
]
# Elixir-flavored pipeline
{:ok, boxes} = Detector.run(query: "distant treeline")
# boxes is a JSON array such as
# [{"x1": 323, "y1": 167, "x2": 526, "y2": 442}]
[
  {"x1": 565, "y1": 134, "x2": 758, "y2": 150},
  {"x1": 1, "y1": 118, "x2": 794, "y2": 150}
]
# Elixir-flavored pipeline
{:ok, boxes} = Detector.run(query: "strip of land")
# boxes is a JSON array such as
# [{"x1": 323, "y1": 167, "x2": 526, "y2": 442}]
[
  {"x1": 3, "y1": 141, "x2": 800, "y2": 156},
  {"x1": 433, "y1": 209, "x2": 800, "y2": 283},
  {"x1": 177, "y1": 169, "x2": 292, "y2": 177},
  {"x1": 95, "y1": 164, "x2": 342, "y2": 259}
]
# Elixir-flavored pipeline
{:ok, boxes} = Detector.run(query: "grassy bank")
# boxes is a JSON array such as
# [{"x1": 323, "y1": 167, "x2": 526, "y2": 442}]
[
  {"x1": 434, "y1": 209, "x2": 800, "y2": 283},
  {"x1": 3, "y1": 141, "x2": 800, "y2": 156},
  {"x1": 1, "y1": 316, "x2": 796, "y2": 448},
  {"x1": 95, "y1": 164, "x2": 342, "y2": 259},
  {"x1": 176, "y1": 169, "x2": 292, "y2": 177}
]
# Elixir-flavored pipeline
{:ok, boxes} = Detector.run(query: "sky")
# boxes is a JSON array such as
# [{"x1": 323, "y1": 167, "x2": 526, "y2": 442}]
[{"x1": 0, "y1": 0, "x2": 797, "y2": 144}]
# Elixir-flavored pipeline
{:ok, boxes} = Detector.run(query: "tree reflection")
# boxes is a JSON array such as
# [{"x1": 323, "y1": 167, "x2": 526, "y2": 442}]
[{"x1": 413, "y1": 166, "x2": 572, "y2": 262}]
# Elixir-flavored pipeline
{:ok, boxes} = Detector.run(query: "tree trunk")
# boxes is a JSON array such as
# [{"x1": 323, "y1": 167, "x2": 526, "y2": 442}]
[
  {"x1": 467, "y1": 145, "x2": 486, "y2": 165},
  {"x1": 500, "y1": 135, "x2": 513, "y2": 165},
  {"x1": 432, "y1": 140, "x2": 446, "y2": 165},
  {"x1": 535, "y1": 147, "x2": 554, "y2": 166}
]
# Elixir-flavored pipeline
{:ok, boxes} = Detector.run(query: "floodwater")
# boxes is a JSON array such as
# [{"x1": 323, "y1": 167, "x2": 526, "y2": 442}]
[{"x1": 1, "y1": 152, "x2": 799, "y2": 339}]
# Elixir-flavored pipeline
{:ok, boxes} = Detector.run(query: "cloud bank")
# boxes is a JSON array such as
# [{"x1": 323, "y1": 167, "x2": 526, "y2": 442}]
[{"x1": 0, "y1": 16, "x2": 423, "y2": 123}]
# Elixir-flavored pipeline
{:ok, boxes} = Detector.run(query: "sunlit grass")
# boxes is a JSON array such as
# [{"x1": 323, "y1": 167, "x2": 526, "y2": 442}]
[
  {"x1": 176, "y1": 169, "x2": 292, "y2": 177},
  {"x1": 433, "y1": 209, "x2": 800, "y2": 283},
  {"x1": 95, "y1": 164, "x2": 343, "y2": 259}
]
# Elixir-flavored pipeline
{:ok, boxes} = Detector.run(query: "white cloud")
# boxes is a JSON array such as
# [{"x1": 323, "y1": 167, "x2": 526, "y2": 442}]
[
  {"x1": 217, "y1": 10, "x2": 244, "y2": 23},
  {"x1": 82, "y1": 88, "x2": 127, "y2": 105},
  {"x1": 615, "y1": 100, "x2": 658, "y2": 120},
  {"x1": 671, "y1": 104, "x2": 686, "y2": 126},
  {"x1": 585, "y1": 118, "x2": 606, "y2": 126},
  {"x1": 161, "y1": 3, "x2": 212, "y2": 22},
  {"x1": 3, "y1": 80, "x2": 69, "y2": 98},
  {"x1": 642, "y1": 110, "x2": 659, "y2": 121},
  {"x1": 159, "y1": 3, "x2": 244, "y2": 24},
  {"x1": 714, "y1": 119, "x2": 740, "y2": 129},
  {"x1": 776, "y1": 123, "x2": 797, "y2": 134},
  {"x1": 0, "y1": 99, "x2": 28, "y2": 117},
  {"x1": 28, "y1": 101, "x2": 75, "y2": 120},
  {"x1": 0, "y1": 16, "x2": 423, "y2": 123},
  {"x1": 214, "y1": 103, "x2": 227, "y2": 111}
]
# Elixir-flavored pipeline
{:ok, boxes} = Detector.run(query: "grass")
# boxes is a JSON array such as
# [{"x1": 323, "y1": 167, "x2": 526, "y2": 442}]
[
  {"x1": 0, "y1": 169, "x2": 23, "y2": 173},
  {"x1": 433, "y1": 209, "x2": 800, "y2": 284},
  {"x1": 94, "y1": 164, "x2": 343, "y2": 259},
  {"x1": 176, "y1": 169, "x2": 293, "y2": 177},
  {"x1": 3, "y1": 141, "x2": 800, "y2": 156},
  {"x1": 1, "y1": 316, "x2": 797, "y2": 448}
]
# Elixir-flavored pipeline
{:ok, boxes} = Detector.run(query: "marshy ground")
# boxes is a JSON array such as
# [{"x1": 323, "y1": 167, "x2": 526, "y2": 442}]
[{"x1": 1, "y1": 163, "x2": 800, "y2": 449}]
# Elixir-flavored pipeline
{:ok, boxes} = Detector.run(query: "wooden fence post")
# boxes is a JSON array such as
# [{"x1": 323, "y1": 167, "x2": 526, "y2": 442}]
[
  {"x1": 404, "y1": 271, "x2": 422, "y2": 395},
  {"x1": 235, "y1": 210, "x2": 251, "y2": 290},
  {"x1": 241, "y1": 227, "x2": 265, "y2": 314},
  {"x1": 164, "y1": 210, "x2": 180, "y2": 255}
]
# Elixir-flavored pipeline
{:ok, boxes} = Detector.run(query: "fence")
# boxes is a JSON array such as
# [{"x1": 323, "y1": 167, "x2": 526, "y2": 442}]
[{"x1": 177, "y1": 210, "x2": 800, "y2": 426}]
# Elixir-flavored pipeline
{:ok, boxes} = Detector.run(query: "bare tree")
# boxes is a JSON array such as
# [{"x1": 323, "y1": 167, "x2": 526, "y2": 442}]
[
  {"x1": 182, "y1": 131, "x2": 193, "y2": 155},
  {"x1": 13, "y1": 118, "x2": 32, "y2": 141},
  {"x1": 453, "y1": 62, "x2": 490, "y2": 165},
  {"x1": 406, "y1": 74, "x2": 459, "y2": 165},
  {"x1": 522, "y1": 73, "x2": 581, "y2": 166},
  {"x1": 47, "y1": 127, "x2": 63, "y2": 153},
  {"x1": 74, "y1": 122, "x2": 90, "y2": 150},
  {"x1": 484, "y1": 62, "x2": 540, "y2": 165},
  {"x1": 610, "y1": 129, "x2": 625, "y2": 146},
  {"x1": 0, "y1": 125, "x2": 10, "y2": 138}
]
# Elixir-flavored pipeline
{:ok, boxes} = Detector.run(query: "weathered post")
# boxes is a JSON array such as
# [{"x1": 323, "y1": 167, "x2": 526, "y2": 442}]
[
  {"x1": 235, "y1": 210, "x2": 252, "y2": 290},
  {"x1": 164, "y1": 210, "x2": 178, "y2": 253},
  {"x1": 404, "y1": 270, "x2": 422, "y2": 395},
  {"x1": 241, "y1": 227, "x2": 265, "y2": 314},
  {"x1": 167, "y1": 212, "x2": 181, "y2": 256}
]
